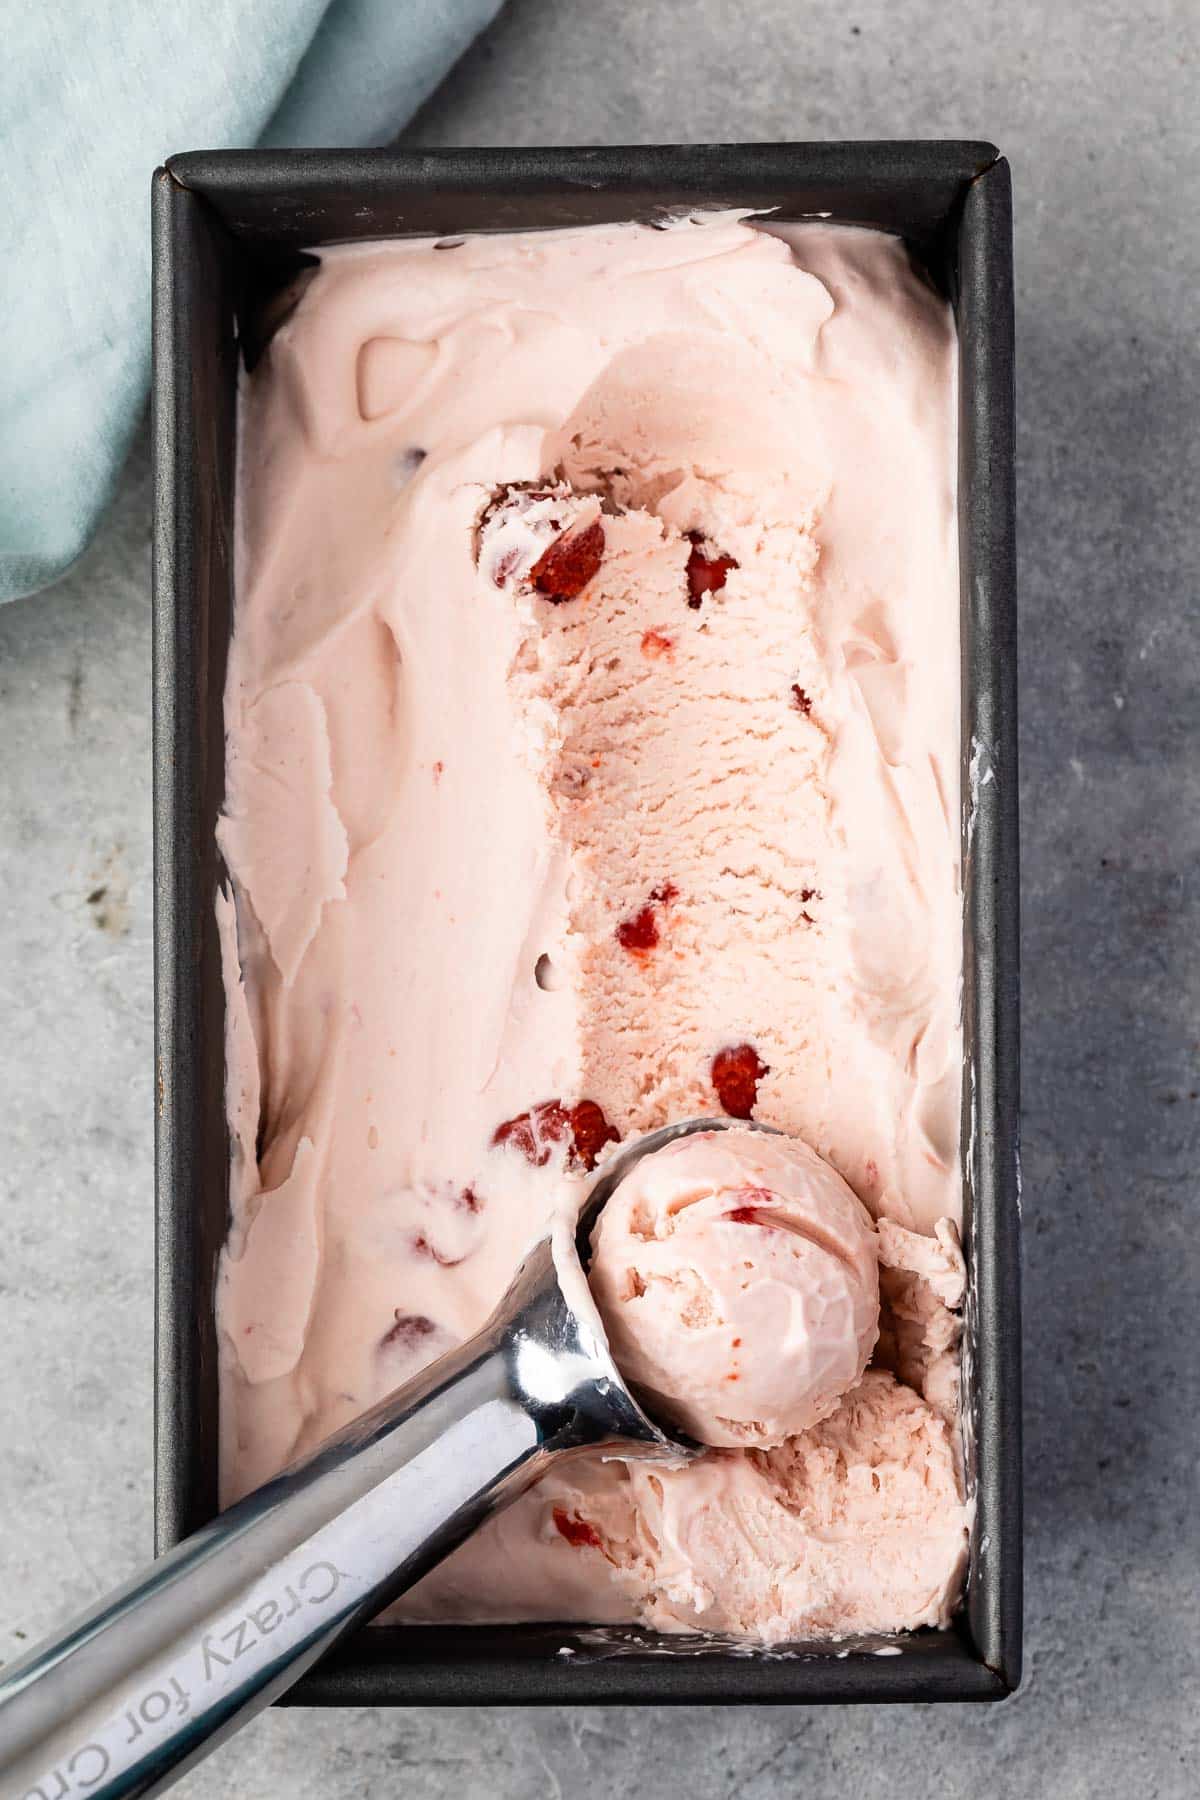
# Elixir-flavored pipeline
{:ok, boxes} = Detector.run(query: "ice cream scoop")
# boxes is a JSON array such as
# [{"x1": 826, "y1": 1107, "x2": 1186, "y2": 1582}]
[
  {"x1": 0, "y1": 1118, "x2": 803, "y2": 1800},
  {"x1": 588, "y1": 1128, "x2": 880, "y2": 1447}
]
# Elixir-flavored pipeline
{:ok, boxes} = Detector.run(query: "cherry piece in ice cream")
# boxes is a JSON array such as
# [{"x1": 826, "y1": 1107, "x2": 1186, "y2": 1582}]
[
  {"x1": 711, "y1": 1043, "x2": 769, "y2": 1118},
  {"x1": 685, "y1": 533, "x2": 738, "y2": 607},
  {"x1": 553, "y1": 1507, "x2": 605, "y2": 1551},
  {"x1": 568, "y1": 1099, "x2": 619, "y2": 1170},
  {"x1": 615, "y1": 882, "x2": 679, "y2": 956},
  {"x1": 493, "y1": 1098, "x2": 618, "y2": 1171},
  {"x1": 531, "y1": 519, "x2": 605, "y2": 601},
  {"x1": 616, "y1": 905, "x2": 660, "y2": 953},
  {"x1": 492, "y1": 1101, "x2": 569, "y2": 1166}
]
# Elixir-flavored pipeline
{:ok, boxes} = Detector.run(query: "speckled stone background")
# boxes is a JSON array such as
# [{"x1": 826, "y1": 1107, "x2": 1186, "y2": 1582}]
[{"x1": 2, "y1": 1, "x2": 1197, "y2": 1794}]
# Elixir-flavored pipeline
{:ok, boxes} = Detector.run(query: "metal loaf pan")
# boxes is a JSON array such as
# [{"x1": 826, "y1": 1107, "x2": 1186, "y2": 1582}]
[{"x1": 151, "y1": 142, "x2": 1021, "y2": 1704}]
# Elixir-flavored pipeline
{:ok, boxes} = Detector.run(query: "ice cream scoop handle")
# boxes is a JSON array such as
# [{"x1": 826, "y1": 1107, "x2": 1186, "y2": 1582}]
[{"x1": 0, "y1": 1244, "x2": 637, "y2": 1800}]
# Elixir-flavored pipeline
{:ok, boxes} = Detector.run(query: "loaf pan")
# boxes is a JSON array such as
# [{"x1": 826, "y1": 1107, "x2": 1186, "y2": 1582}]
[{"x1": 151, "y1": 141, "x2": 1021, "y2": 1704}]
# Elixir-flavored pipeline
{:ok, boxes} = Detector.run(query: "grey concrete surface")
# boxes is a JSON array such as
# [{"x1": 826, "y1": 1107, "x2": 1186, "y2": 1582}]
[{"x1": 1, "y1": 0, "x2": 1197, "y2": 1794}]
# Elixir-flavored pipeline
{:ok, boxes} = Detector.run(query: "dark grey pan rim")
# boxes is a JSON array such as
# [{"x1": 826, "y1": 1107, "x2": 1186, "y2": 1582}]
[{"x1": 151, "y1": 142, "x2": 1020, "y2": 1705}]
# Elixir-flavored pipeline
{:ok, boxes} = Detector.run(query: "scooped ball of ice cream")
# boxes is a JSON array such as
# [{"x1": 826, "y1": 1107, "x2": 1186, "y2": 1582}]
[{"x1": 588, "y1": 1128, "x2": 879, "y2": 1448}]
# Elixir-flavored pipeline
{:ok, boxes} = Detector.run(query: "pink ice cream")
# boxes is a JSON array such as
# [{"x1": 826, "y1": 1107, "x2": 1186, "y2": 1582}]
[
  {"x1": 217, "y1": 214, "x2": 968, "y2": 1639},
  {"x1": 399, "y1": 1366, "x2": 967, "y2": 1641},
  {"x1": 587, "y1": 1128, "x2": 880, "y2": 1447}
]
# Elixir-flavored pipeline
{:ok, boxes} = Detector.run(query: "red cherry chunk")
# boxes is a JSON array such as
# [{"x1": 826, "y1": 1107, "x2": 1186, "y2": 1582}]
[
  {"x1": 711, "y1": 1043, "x2": 768, "y2": 1119},
  {"x1": 790, "y1": 684, "x2": 813, "y2": 715},
  {"x1": 531, "y1": 519, "x2": 605, "y2": 602},
  {"x1": 615, "y1": 882, "x2": 679, "y2": 956},
  {"x1": 553, "y1": 1507, "x2": 604, "y2": 1550},
  {"x1": 567, "y1": 1099, "x2": 619, "y2": 1171},
  {"x1": 685, "y1": 533, "x2": 738, "y2": 607},
  {"x1": 616, "y1": 904, "x2": 659, "y2": 953},
  {"x1": 493, "y1": 1098, "x2": 617, "y2": 1171},
  {"x1": 492, "y1": 1100, "x2": 570, "y2": 1167}
]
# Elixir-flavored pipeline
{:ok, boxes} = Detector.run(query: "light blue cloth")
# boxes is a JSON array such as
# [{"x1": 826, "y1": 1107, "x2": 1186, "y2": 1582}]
[{"x1": 0, "y1": 0, "x2": 502, "y2": 603}]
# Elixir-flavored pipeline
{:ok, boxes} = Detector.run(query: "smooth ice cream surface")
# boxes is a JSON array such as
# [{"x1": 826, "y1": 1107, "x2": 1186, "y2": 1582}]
[
  {"x1": 218, "y1": 213, "x2": 968, "y2": 1640},
  {"x1": 588, "y1": 1128, "x2": 880, "y2": 1448}
]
